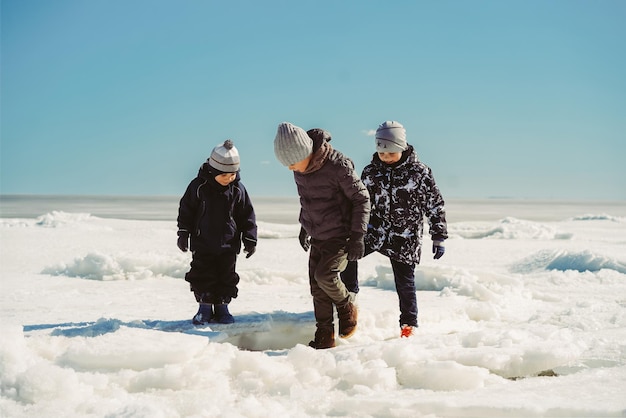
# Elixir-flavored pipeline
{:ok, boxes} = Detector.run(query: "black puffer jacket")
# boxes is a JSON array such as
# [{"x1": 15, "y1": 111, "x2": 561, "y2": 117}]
[
  {"x1": 294, "y1": 132, "x2": 370, "y2": 240},
  {"x1": 177, "y1": 163, "x2": 257, "y2": 254},
  {"x1": 362, "y1": 145, "x2": 447, "y2": 264}
]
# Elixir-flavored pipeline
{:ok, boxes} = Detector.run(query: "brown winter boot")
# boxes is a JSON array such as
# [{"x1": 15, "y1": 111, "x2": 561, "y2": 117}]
[
  {"x1": 308, "y1": 327, "x2": 336, "y2": 349},
  {"x1": 337, "y1": 301, "x2": 358, "y2": 338}
]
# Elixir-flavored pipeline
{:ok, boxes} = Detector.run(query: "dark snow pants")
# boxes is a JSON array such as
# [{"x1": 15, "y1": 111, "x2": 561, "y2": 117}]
[
  {"x1": 185, "y1": 251, "x2": 240, "y2": 304},
  {"x1": 390, "y1": 260, "x2": 418, "y2": 327},
  {"x1": 308, "y1": 238, "x2": 351, "y2": 332},
  {"x1": 342, "y1": 254, "x2": 418, "y2": 327}
]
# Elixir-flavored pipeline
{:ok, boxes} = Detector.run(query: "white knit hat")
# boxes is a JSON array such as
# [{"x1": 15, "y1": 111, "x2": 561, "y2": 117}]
[
  {"x1": 274, "y1": 122, "x2": 313, "y2": 166},
  {"x1": 375, "y1": 121, "x2": 407, "y2": 153},
  {"x1": 209, "y1": 139, "x2": 240, "y2": 173}
]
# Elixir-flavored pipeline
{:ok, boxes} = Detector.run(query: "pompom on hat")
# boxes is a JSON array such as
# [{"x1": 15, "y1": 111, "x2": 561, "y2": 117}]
[
  {"x1": 375, "y1": 121, "x2": 408, "y2": 153},
  {"x1": 209, "y1": 139, "x2": 240, "y2": 173},
  {"x1": 274, "y1": 122, "x2": 313, "y2": 166}
]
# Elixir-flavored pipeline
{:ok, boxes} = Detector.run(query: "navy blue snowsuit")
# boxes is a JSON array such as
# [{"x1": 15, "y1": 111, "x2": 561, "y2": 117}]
[{"x1": 177, "y1": 163, "x2": 257, "y2": 304}]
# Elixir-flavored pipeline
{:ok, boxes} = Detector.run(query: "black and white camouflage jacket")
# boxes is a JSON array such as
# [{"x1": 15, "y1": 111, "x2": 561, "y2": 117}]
[{"x1": 362, "y1": 145, "x2": 447, "y2": 265}]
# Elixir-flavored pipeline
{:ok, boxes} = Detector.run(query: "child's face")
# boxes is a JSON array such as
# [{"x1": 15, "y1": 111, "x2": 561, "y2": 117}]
[
  {"x1": 215, "y1": 172, "x2": 236, "y2": 186},
  {"x1": 378, "y1": 152, "x2": 402, "y2": 165},
  {"x1": 288, "y1": 154, "x2": 313, "y2": 173}
]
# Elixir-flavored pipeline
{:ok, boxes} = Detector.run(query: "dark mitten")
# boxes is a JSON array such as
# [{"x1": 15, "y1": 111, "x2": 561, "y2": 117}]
[
  {"x1": 299, "y1": 227, "x2": 311, "y2": 252},
  {"x1": 432, "y1": 240, "x2": 445, "y2": 259},
  {"x1": 177, "y1": 230, "x2": 190, "y2": 252},
  {"x1": 244, "y1": 244, "x2": 256, "y2": 258},
  {"x1": 347, "y1": 232, "x2": 365, "y2": 261}
]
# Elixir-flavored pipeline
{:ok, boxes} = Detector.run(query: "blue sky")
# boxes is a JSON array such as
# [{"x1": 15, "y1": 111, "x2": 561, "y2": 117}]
[{"x1": 2, "y1": 0, "x2": 625, "y2": 200}]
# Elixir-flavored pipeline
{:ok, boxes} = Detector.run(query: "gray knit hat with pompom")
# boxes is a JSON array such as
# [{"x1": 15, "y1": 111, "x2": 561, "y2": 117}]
[{"x1": 209, "y1": 139, "x2": 240, "y2": 172}]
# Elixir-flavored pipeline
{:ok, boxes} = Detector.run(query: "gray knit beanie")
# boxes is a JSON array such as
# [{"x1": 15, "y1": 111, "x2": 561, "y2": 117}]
[
  {"x1": 375, "y1": 121, "x2": 408, "y2": 153},
  {"x1": 209, "y1": 139, "x2": 240, "y2": 173},
  {"x1": 274, "y1": 122, "x2": 313, "y2": 166}
]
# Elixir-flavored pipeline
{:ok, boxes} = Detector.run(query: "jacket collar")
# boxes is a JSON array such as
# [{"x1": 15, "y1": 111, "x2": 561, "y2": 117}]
[
  {"x1": 302, "y1": 139, "x2": 332, "y2": 175},
  {"x1": 372, "y1": 144, "x2": 416, "y2": 169},
  {"x1": 198, "y1": 162, "x2": 240, "y2": 191}
]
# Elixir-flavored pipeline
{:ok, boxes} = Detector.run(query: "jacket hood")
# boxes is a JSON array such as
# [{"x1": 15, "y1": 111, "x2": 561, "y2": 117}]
[
  {"x1": 306, "y1": 128, "x2": 331, "y2": 147},
  {"x1": 197, "y1": 162, "x2": 241, "y2": 189},
  {"x1": 301, "y1": 140, "x2": 332, "y2": 175}
]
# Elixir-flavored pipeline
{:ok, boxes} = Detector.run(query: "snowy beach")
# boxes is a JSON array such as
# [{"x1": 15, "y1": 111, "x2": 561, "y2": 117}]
[{"x1": 1, "y1": 197, "x2": 625, "y2": 417}]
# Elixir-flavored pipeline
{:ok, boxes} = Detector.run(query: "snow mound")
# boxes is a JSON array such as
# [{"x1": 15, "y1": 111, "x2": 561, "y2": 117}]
[
  {"x1": 0, "y1": 211, "x2": 98, "y2": 228},
  {"x1": 450, "y1": 217, "x2": 572, "y2": 240},
  {"x1": 570, "y1": 213, "x2": 624, "y2": 222},
  {"x1": 364, "y1": 264, "x2": 522, "y2": 299},
  {"x1": 511, "y1": 249, "x2": 626, "y2": 274},
  {"x1": 59, "y1": 326, "x2": 208, "y2": 372},
  {"x1": 42, "y1": 251, "x2": 189, "y2": 280},
  {"x1": 256, "y1": 221, "x2": 299, "y2": 239},
  {"x1": 35, "y1": 211, "x2": 93, "y2": 227},
  {"x1": 0, "y1": 219, "x2": 32, "y2": 228}
]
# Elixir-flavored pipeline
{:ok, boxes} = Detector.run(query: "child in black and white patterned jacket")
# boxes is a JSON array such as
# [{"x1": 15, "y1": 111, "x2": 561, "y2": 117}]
[{"x1": 341, "y1": 120, "x2": 448, "y2": 338}]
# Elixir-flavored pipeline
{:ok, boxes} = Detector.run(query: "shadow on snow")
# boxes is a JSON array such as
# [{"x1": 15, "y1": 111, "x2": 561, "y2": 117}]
[{"x1": 22, "y1": 310, "x2": 316, "y2": 351}]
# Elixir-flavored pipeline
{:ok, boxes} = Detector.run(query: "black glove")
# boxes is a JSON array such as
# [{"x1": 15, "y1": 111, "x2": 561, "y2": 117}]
[
  {"x1": 347, "y1": 232, "x2": 365, "y2": 261},
  {"x1": 299, "y1": 227, "x2": 311, "y2": 252},
  {"x1": 177, "y1": 230, "x2": 190, "y2": 252},
  {"x1": 432, "y1": 240, "x2": 445, "y2": 259},
  {"x1": 244, "y1": 244, "x2": 256, "y2": 258}
]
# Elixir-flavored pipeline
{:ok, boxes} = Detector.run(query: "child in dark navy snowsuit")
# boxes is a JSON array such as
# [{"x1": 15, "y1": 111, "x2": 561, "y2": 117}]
[
  {"x1": 177, "y1": 140, "x2": 257, "y2": 325},
  {"x1": 341, "y1": 121, "x2": 448, "y2": 338}
]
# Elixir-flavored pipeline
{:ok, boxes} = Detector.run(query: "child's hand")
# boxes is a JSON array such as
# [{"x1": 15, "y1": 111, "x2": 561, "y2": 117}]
[
  {"x1": 347, "y1": 232, "x2": 365, "y2": 261},
  {"x1": 432, "y1": 241, "x2": 445, "y2": 259},
  {"x1": 177, "y1": 231, "x2": 189, "y2": 252},
  {"x1": 244, "y1": 244, "x2": 256, "y2": 258},
  {"x1": 299, "y1": 227, "x2": 311, "y2": 252}
]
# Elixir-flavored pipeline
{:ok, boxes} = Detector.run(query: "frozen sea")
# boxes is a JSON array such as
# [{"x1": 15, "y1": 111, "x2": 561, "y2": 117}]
[
  {"x1": 1, "y1": 195, "x2": 625, "y2": 417},
  {"x1": 2, "y1": 194, "x2": 626, "y2": 222}
]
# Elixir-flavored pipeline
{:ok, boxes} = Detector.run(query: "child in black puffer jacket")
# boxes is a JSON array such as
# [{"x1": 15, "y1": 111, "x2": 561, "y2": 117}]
[
  {"x1": 177, "y1": 140, "x2": 257, "y2": 325},
  {"x1": 274, "y1": 122, "x2": 370, "y2": 349}
]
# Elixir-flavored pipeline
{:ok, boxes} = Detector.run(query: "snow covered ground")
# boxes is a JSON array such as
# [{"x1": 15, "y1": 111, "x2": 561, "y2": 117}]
[{"x1": 1, "y1": 199, "x2": 625, "y2": 417}]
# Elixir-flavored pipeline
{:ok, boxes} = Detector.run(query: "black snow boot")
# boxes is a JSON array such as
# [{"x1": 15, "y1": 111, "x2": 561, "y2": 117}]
[
  {"x1": 308, "y1": 327, "x2": 336, "y2": 349},
  {"x1": 192, "y1": 303, "x2": 213, "y2": 325},
  {"x1": 213, "y1": 304, "x2": 235, "y2": 324}
]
